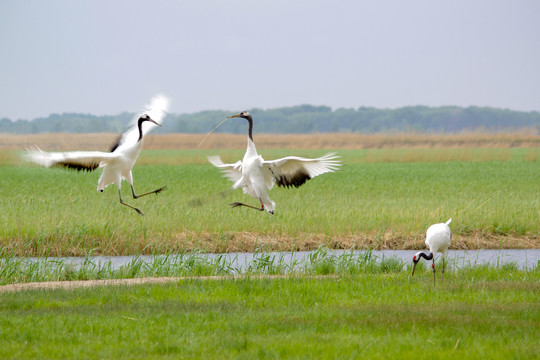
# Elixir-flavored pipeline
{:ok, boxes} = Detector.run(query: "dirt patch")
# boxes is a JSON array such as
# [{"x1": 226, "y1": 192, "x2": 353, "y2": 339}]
[{"x1": 0, "y1": 275, "x2": 333, "y2": 293}]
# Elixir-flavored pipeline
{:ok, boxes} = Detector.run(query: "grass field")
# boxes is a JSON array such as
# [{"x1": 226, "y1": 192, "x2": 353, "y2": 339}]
[
  {"x1": 0, "y1": 269, "x2": 538, "y2": 359},
  {"x1": 0, "y1": 133, "x2": 538, "y2": 359},
  {"x1": 1, "y1": 142, "x2": 539, "y2": 256}
]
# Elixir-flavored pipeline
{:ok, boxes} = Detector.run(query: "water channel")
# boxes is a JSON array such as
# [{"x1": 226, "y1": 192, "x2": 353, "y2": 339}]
[{"x1": 31, "y1": 249, "x2": 539, "y2": 272}]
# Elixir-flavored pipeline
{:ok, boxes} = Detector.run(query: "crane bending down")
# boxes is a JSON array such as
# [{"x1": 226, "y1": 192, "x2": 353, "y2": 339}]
[
  {"x1": 23, "y1": 95, "x2": 169, "y2": 216},
  {"x1": 412, "y1": 218, "x2": 452, "y2": 285},
  {"x1": 208, "y1": 111, "x2": 341, "y2": 214}
]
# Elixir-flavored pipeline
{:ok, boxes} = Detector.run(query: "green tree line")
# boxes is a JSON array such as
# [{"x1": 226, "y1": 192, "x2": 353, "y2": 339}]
[{"x1": 1, "y1": 105, "x2": 539, "y2": 134}]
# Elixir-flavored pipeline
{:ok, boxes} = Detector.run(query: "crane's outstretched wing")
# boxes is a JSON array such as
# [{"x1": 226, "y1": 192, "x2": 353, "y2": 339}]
[
  {"x1": 111, "y1": 94, "x2": 169, "y2": 151},
  {"x1": 24, "y1": 148, "x2": 117, "y2": 171},
  {"x1": 208, "y1": 156, "x2": 243, "y2": 188},
  {"x1": 262, "y1": 153, "x2": 341, "y2": 188}
]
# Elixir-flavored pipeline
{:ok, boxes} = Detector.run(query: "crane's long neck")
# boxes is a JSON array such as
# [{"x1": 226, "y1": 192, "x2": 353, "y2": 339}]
[
  {"x1": 417, "y1": 252, "x2": 433, "y2": 261},
  {"x1": 137, "y1": 118, "x2": 145, "y2": 142},
  {"x1": 245, "y1": 117, "x2": 258, "y2": 158},
  {"x1": 247, "y1": 117, "x2": 253, "y2": 142}
]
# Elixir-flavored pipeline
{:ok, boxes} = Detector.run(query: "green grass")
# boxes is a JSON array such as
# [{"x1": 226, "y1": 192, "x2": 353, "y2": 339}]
[
  {"x1": 0, "y1": 270, "x2": 538, "y2": 359},
  {"x1": 1, "y1": 147, "x2": 538, "y2": 359},
  {"x1": 0, "y1": 148, "x2": 539, "y2": 255}
]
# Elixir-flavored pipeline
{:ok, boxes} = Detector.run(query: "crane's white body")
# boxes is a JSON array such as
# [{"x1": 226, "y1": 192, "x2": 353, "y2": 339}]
[
  {"x1": 23, "y1": 95, "x2": 168, "y2": 215},
  {"x1": 425, "y1": 218, "x2": 452, "y2": 256},
  {"x1": 209, "y1": 113, "x2": 340, "y2": 214}
]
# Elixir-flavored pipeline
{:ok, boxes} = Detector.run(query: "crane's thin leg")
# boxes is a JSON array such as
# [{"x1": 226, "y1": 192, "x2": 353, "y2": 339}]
[
  {"x1": 119, "y1": 189, "x2": 144, "y2": 216},
  {"x1": 230, "y1": 202, "x2": 264, "y2": 212},
  {"x1": 432, "y1": 259, "x2": 436, "y2": 286},
  {"x1": 131, "y1": 184, "x2": 167, "y2": 199},
  {"x1": 441, "y1": 257, "x2": 445, "y2": 285}
]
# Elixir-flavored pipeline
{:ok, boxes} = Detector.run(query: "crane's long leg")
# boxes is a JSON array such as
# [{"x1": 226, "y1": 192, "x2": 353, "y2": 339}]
[
  {"x1": 230, "y1": 202, "x2": 264, "y2": 211},
  {"x1": 441, "y1": 256, "x2": 445, "y2": 285},
  {"x1": 432, "y1": 259, "x2": 436, "y2": 286},
  {"x1": 118, "y1": 189, "x2": 144, "y2": 216},
  {"x1": 131, "y1": 185, "x2": 167, "y2": 199}
]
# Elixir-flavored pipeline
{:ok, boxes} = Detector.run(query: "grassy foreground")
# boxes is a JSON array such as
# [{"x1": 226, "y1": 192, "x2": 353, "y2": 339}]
[{"x1": 0, "y1": 270, "x2": 538, "y2": 359}]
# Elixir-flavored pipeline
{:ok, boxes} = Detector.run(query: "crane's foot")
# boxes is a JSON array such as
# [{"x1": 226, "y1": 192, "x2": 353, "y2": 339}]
[
  {"x1": 120, "y1": 199, "x2": 144, "y2": 216},
  {"x1": 153, "y1": 186, "x2": 167, "y2": 194}
]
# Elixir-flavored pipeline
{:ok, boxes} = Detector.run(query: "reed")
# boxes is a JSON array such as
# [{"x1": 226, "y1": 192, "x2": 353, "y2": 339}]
[
  {"x1": 1, "y1": 245, "x2": 538, "y2": 286},
  {"x1": 1, "y1": 132, "x2": 539, "y2": 151}
]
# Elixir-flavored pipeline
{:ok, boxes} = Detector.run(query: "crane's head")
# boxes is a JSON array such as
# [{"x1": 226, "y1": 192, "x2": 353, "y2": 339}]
[
  {"x1": 226, "y1": 111, "x2": 252, "y2": 121},
  {"x1": 226, "y1": 111, "x2": 254, "y2": 140},
  {"x1": 139, "y1": 114, "x2": 161, "y2": 127},
  {"x1": 411, "y1": 251, "x2": 434, "y2": 276},
  {"x1": 411, "y1": 251, "x2": 423, "y2": 276}
]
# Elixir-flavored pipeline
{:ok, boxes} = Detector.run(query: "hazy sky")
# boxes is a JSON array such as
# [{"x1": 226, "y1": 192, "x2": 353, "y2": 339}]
[{"x1": 1, "y1": 0, "x2": 539, "y2": 120}]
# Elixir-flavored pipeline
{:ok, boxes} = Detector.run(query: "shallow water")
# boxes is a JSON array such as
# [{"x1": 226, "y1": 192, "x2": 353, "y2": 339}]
[{"x1": 32, "y1": 249, "x2": 539, "y2": 271}]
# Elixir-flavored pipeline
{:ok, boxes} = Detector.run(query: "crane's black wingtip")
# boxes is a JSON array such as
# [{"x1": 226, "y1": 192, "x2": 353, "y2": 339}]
[{"x1": 57, "y1": 162, "x2": 100, "y2": 172}]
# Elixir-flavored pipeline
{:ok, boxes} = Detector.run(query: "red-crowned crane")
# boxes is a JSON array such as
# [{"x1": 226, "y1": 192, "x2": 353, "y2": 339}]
[
  {"x1": 207, "y1": 111, "x2": 341, "y2": 214},
  {"x1": 412, "y1": 218, "x2": 452, "y2": 285},
  {"x1": 23, "y1": 95, "x2": 169, "y2": 216}
]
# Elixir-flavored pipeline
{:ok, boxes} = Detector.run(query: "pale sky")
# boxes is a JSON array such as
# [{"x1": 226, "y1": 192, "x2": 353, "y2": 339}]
[{"x1": 1, "y1": 0, "x2": 539, "y2": 120}]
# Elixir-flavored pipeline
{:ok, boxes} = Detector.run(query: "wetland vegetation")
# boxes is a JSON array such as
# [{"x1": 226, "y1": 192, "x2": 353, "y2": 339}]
[{"x1": 1, "y1": 139, "x2": 538, "y2": 256}]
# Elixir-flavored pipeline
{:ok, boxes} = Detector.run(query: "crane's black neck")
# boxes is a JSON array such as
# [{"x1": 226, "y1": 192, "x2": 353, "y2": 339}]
[
  {"x1": 416, "y1": 252, "x2": 433, "y2": 262},
  {"x1": 137, "y1": 117, "x2": 146, "y2": 142},
  {"x1": 109, "y1": 116, "x2": 148, "y2": 153},
  {"x1": 247, "y1": 116, "x2": 253, "y2": 142}
]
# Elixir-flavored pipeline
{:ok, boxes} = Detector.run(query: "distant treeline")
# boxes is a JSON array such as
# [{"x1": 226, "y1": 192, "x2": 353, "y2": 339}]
[{"x1": 1, "y1": 105, "x2": 539, "y2": 134}]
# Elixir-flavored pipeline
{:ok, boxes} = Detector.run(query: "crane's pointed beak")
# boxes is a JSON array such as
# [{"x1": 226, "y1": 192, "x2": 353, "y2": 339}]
[
  {"x1": 226, "y1": 113, "x2": 242, "y2": 119},
  {"x1": 148, "y1": 118, "x2": 161, "y2": 127},
  {"x1": 411, "y1": 262, "x2": 417, "y2": 276}
]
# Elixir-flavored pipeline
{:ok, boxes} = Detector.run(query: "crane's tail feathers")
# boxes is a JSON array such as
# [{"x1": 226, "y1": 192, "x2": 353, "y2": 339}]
[{"x1": 445, "y1": 218, "x2": 452, "y2": 226}]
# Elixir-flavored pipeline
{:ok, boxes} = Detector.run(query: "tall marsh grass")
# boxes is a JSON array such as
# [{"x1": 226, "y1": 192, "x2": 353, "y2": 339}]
[{"x1": 2, "y1": 132, "x2": 539, "y2": 151}]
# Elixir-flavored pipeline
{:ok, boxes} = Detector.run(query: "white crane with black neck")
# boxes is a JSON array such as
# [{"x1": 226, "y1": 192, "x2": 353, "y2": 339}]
[
  {"x1": 207, "y1": 111, "x2": 341, "y2": 214},
  {"x1": 23, "y1": 95, "x2": 169, "y2": 216},
  {"x1": 412, "y1": 218, "x2": 452, "y2": 285}
]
